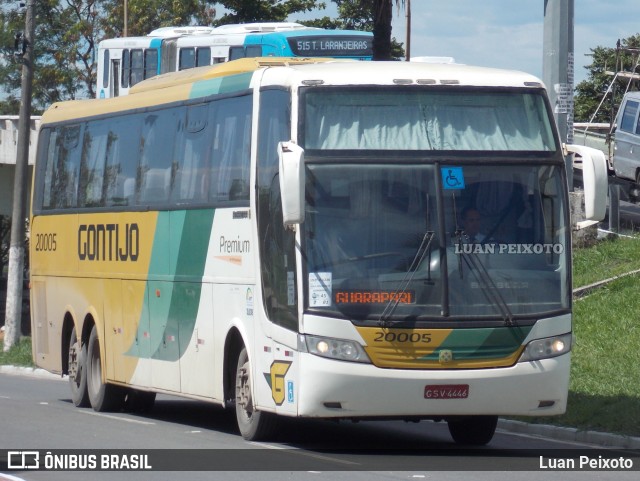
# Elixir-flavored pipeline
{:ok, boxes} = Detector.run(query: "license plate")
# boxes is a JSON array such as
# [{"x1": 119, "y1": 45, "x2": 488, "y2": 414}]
[{"x1": 424, "y1": 384, "x2": 469, "y2": 399}]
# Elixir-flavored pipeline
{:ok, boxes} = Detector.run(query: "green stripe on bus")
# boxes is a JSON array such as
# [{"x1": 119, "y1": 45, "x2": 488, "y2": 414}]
[
  {"x1": 128, "y1": 209, "x2": 215, "y2": 361},
  {"x1": 421, "y1": 326, "x2": 533, "y2": 361},
  {"x1": 190, "y1": 72, "x2": 253, "y2": 99}
]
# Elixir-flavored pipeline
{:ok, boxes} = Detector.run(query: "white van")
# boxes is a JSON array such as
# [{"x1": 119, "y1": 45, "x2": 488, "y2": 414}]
[{"x1": 612, "y1": 91, "x2": 640, "y2": 183}]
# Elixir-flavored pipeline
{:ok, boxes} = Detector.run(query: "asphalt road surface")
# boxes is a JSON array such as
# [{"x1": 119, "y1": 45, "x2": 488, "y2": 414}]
[{"x1": 1, "y1": 371, "x2": 638, "y2": 481}]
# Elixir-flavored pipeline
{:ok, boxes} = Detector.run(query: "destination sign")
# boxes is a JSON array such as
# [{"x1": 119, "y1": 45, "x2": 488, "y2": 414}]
[
  {"x1": 335, "y1": 290, "x2": 414, "y2": 305},
  {"x1": 288, "y1": 35, "x2": 373, "y2": 57}
]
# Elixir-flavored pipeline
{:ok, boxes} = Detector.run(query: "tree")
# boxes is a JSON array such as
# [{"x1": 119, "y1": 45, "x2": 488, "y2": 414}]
[
  {"x1": 211, "y1": 0, "x2": 322, "y2": 24},
  {"x1": 302, "y1": 0, "x2": 405, "y2": 59},
  {"x1": 100, "y1": 0, "x2": 216, "y2": 38},
  {"x1": 574, "y1": 34, "x2": 640, "y2": 124},
  {"x1": 0, "y1": 1, "x2": 217, "y2": 114},
  {"x1": 0, "y1": 1, "x2": 102, "y2": 112}
]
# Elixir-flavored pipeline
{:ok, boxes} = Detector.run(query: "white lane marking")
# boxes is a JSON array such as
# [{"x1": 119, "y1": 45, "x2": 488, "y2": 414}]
[
  {"x1": 248, "y1": 441, "x2": 360, "y2": 466},
  {"x1": 77, "y1": 410, "x2": 156, "y2": 425}
]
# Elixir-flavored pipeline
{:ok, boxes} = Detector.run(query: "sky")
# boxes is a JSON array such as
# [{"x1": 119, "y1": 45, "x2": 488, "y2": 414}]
[{"x1": 297, "y1": 0, "x2": 640, "y2": 85}]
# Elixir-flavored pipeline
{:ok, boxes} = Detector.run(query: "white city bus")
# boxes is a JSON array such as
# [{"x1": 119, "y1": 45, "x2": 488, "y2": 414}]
[
  {"x1": 30, "y1": 58, "x2": 607, "y2": 445},
  {"x1": 96, "y1": 23, "x2": 373, "y2": 98}
]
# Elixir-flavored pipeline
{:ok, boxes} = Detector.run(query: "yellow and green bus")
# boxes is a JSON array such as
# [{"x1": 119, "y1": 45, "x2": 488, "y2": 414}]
[{"x1": 30, "y1": 57, "x2": 607, "y2": 445}]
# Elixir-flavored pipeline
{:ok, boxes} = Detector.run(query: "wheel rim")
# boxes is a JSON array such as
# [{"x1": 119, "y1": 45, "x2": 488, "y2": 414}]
[
  {"x1": 69, "y1": 336, "x2": 82, "y2": 388},
  {"x1": 236, "y1": 359, "x2": 254, "y2": 422}
]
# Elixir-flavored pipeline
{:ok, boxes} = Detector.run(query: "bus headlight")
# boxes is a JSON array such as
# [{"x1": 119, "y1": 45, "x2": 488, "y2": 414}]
[
  {"x1": 299, "y1": 334, "x2": 371, "y2": 363},
  {"x1": 519, "y1": 333, "x2": 572, "y2": 362}
]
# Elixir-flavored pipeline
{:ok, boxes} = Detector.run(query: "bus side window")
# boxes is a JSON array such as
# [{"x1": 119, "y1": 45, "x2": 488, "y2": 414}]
[
  {"x1": 196, "y1": 47, "x2": 211, "y2": 67},
  {"x1": 179, "y1": 48, "x2": 196, "y2": 70},
  {"x1": 144, "y1": 48, "x2": 158, "y2": 79},
  {"x1": 104, "y1": 115, "x2": 142, "y2": 207},
  {"x1": 46, "y1": 125, "x2": 82, "y2": 209},
  {"x1": 209, "y1": 96, "x2": 251, "y2": 203},
  {"x1": 122, "y1": 49, "x2": 130, "y2": 89},
  {"x1": 139, "y1": 110, "x2": 179, "y2": 204},
  {"x1": 229, "y1": 46, "x2": 245, "y2": 61},
  {"x1": 245, "y1": 45, "x2": 262, "y2": 58},
  {"x1": 102, "y1": 49, "x2": 109, "y2": 89},
  {"x1": 78, "y1": 120, "x2": 109, "y2": 208},
  {"x1": 130, "y1": 49, "x2": 144, "y2": 86},
  {"x1": 171, "y1": 104, "x2": 211, "y2": 203},
  {"x1": 41, "y1": 129, "x2": 58, "y2": 209}
]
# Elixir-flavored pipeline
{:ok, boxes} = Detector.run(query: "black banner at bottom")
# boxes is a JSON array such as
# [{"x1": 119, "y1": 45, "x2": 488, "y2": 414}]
[{"x1": 1, "y1": 448, "x2": 639, "y2": 472}]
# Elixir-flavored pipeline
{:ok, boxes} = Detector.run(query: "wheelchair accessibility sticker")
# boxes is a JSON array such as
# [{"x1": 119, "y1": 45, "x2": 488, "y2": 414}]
[{"x1": 442, "y1": 167, "x2": 465, "y2": 190}]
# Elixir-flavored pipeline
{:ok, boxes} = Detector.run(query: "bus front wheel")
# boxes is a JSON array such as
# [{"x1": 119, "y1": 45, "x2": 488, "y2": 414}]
[
  {"x1": 68, "y1": 326, "x2": 90, "y2": 407},
  {"x1": 86, "y1": 325, "x2": 124, "y2": 412},
  {"x1": 447, "y1": 415, "x2": 498, "y2": 445},
  {"x1": 235, "y1": 347, "x2": 278, "y2": 440}
]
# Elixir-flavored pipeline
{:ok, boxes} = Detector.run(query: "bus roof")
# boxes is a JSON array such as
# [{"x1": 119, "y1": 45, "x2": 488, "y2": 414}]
[
  {"x1": 41, "y1": 59, "x2": 545, "y2": 125},
  {"x1": 260, "y1": 60, "x2": 545, "y2": 90},
  {"x1": 40, "y1": 58, "x2": 334, "y2": 124}
]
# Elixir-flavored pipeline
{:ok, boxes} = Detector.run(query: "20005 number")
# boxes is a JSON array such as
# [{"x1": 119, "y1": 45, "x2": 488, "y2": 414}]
[
  {"x1": 373, "y1": 331, "x2": 432, "y2": 343},
  {"x1": 35, "y1": 233, "x2": 57, "y2": 252}
]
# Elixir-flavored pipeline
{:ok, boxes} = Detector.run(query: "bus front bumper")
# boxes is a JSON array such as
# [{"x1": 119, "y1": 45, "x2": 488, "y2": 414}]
[{"x1": 295, "y1": 352, "x2": 570, "y2": 418}]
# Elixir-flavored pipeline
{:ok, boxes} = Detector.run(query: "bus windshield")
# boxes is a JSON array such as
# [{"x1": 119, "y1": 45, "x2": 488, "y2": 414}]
[
  {"x1": 302, "y1": 87, "x2": 557, "y2": 152},
  {"x1": 302, "y1": 162, "x2": 569, "y2": 322}
]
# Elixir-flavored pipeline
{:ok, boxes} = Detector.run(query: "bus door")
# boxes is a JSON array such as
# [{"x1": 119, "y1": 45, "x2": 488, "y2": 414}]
[
  {"x1": 161, "y1": 38, "x2": 178, "y2": 74},
  {"x1": 110, "y1": 59, "x2": 120, "y2": 98}
]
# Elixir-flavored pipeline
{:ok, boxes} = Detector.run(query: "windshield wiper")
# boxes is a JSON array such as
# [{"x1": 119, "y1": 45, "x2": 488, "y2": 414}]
[
  {"x1": 455, "y1": 236, "x2": 515, "y2": 326},
  {"x1": 378, "y1": 231, "x2": 434, "y2": 327}
]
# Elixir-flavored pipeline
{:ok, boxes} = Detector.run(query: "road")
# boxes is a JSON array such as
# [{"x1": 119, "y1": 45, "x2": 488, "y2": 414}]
[{"x1": 1, "y1": 371, "x2": 638, "y2": 480}]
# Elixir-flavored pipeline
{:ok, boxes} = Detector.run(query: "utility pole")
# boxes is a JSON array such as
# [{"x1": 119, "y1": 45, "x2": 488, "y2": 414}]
[
  {"x1": 4, "y1": 0, "x2": 35, "y2": 352},
  {"x1": 543, "y1": 0, "x2": 574, "y2": 188},
  {"x1": 405, "y1": 0, "x2": 411, "y2": 61},
  {"x1": 124, "y1": 0, "x2": 128, "y2": 37}
]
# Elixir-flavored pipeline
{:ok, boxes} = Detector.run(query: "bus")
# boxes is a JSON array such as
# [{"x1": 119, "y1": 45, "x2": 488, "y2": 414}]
[
  {"x1": 96, "y1": 23, "x2": 373, "y2": 98},
  {"x1": 30, "y1": 58, "x2": 607, "y2": 445}
]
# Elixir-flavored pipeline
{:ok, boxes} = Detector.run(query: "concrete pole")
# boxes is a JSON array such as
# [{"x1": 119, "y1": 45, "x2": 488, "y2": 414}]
[
  {"x1": 4, "y1": 0, "x2": 35, "y2": 352},
  {"x1": 543, "y1": 0, "x2": 575, "y2": 189},
  {"x1": 405, "y1": 0, "x2": 411, "y2": 61}
]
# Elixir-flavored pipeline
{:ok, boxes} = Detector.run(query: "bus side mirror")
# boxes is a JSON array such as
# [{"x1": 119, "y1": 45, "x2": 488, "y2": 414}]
[
  {"x1": 278, "y1": 141, "x2": 305, "y2": 226},
  {"x1": 565, "y1": 144, "x2": 608, "y2": 222}
]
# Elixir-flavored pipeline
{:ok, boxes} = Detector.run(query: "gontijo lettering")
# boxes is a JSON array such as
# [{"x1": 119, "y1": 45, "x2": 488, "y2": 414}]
[{"x1": 78, "y1": 223, "x2": 139, "y2": 261}]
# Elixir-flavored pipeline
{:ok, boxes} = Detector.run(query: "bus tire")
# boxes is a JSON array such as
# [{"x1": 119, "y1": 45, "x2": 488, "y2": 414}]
[
  {"x1": 447, "y1": 415, "x2": 498, "y2": 445},
  {"x1": 68, "y1": 326, "x2": 90, "y2": 407},
  {"x1": 87, "y1": 325, "x2": 124, "y2": 412},
  {"x1": 235, "y1": 347, "x2": 278, "y2": 440}
]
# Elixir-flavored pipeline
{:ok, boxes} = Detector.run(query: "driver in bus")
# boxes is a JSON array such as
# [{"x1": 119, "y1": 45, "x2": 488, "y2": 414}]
[{"x1": 460, "y1": 206, "x2": 486, "y2": 243}]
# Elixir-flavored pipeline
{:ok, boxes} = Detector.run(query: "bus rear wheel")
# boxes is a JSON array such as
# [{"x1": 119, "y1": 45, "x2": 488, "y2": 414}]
[
  {"x1": 447, "y1": 415, "x2": 498, "y2": 445},
  {"x1": 68, "y1": 326, "x2": 90, "y2": 407},
  {"x1": 235, "y1": 347, "x2": 278, "y2": 440},
  {"x1": 86, "y1": 325, "x2": 124, "y2": 412}
]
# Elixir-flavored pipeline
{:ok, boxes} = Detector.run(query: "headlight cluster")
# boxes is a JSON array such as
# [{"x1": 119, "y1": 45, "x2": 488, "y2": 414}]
[
  {"x1": 299, "y1": 334, "x2": 371, "y2": 363},
  {"x1": 519, "y1": 333, "x2": 572, "y2": 362}
]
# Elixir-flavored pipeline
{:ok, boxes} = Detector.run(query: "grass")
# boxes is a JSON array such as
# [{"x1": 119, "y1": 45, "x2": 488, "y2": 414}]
[
  {"x1": 1, "y1": 236, "x2": 640, "y2": 437},
  {"x1": 522, "y1": 235, "x2": 640, "y2": 437},
  {"x1": 0, "y1": 336, "x2": 34, "y2": 367},
  {"x1": 572, "y1": 234, "x2": 640, "y2": 287}
]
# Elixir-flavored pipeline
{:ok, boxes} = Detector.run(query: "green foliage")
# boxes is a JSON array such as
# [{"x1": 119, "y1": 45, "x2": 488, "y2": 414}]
[
  {"x1": 0, "y1": 0, "x2": 406, "y2": 115},
  {"x1": 0, "y1": 337, "x2": 34, "y2": 367},
  {"x1": 574, "y1": 34, "x2": 640, "y2": 123},
  {"x1": 513, "y1": 236, "x2": 640, "y2": 437},
  {"x1": 100, "y1": 0, "x2": 216, "y2": 38},
  {"x1": 566, "y1": 275, "x2": 640, "y2": 436},
  {"x1": 212, "y1": 0, "x2": 322, "y2": 24}
]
